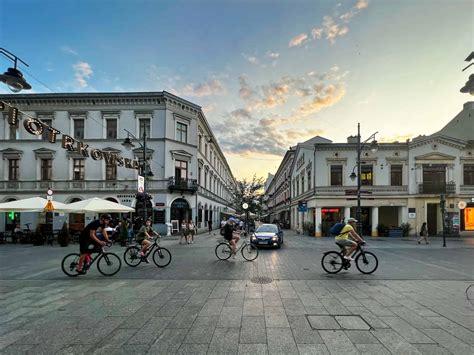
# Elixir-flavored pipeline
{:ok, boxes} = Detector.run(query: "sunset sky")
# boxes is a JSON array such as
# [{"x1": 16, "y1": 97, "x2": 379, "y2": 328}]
[{"x1": 0, "y1": 0, "x2": 472, "y2": 180}]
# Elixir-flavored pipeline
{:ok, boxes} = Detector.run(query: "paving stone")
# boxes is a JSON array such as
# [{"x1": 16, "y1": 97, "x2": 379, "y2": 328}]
[
  {"x1": 279, "y1": 287, "x2": 298, "y2": 299},
  {"x1": 282, "y1": 298, "x2": 306, "y2": 316},
  {"x1": 421, "y1": 328, "x2": 474, "y2": 354},
  {"x1": 217, "y1": 306, "x2": 242, "y2": 328},
  {"x1": 344, "y1": 330, "x2": 380, "y2": 344},
  {"x1": 192, "y1": 316, "x2": 219, "y2": 327},
  {"x1": 262, "y1": 292, "x2": 283, "y2": 307},
  {"x1": 208, "y1": 327, "x2": 239, "y2": 354},
  {"x1": 266, "y1": 327, "x2": 299, "y2": 354},
  {"x1": 148, "y1": 328, "x2": 189, "y2": 353},
  {"x1": 239, "y1": 316, "x2": 266, "y2": 344},
  {"x1": 426, "y1": 316, "x2": 474, "y2": 344},
  {"x1": 388, "y1": 306, "x2": 437, "y2": 329},
  {"x1": 370, "y1": 329, "x2": 422, "y2": 354},
  {"x1": 167, "y1": 306, "x2": 200, "y2": 328},
  {"x1": 243, "y1": 298, "x2": 264, "y2": 316},
  {"x1": 177, "y1": 343, "x2": 209, "y2": 354},
  {"x1": 380, "y1": 316, "x2": 435, "y2": 344},
  {"x1": 297, "y1": 344, "x2": 330, "y2": 354},
  {"x1": 54, "y1": 344, "x2": 92, "y2": 355},
  {"x1": 225, "y1": 291, "x2": 245, "y2": 307},
  {"x1": 318, "y1": 330, "x2": 359, "y2": 354},
  {"x1": 0, "y1": 344, "x2": 35, "y2": 354},
  {"x1": 413, "y1": 344, "x2": 451, "y2": 355},
  {"x1": 238, "y1": 343, "x2": 268, "y2": 355},
  {"x1": 183, "y1": 325, "x2": 215, "y2": 344},
  {"x1": 307, "y1": 316, "x2": 340, "y2": 330},
  {"x1": 199, "y1": 298, "x2": 225, "y2": 317},
  {"x1": 354, "y1": 343, "x2": 391, "y2": 354},
  {"x1": 209, "y1": 286, "x2": 230, "y2": 299},
  {"x1": 321, "y1": 299, "x2": 351, "y2": 315},
  {"x1": 126, "y1": 317, "x2": 171, "y2": 344},
  {"x1": 335, "y1": 316, "x2": 371, "y2": 330}
]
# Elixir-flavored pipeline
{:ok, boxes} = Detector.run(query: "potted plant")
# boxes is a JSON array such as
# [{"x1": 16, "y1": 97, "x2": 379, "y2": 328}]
[
  {"x1": 58, "y1": 222, "x2": 70, "y2": 247},
  {"x1": 303, "y1": 221, "x2": 314, "y2": 236},
  {"x1": 400, "y1": 223, "x2": 412, "y2": 237},
  {"x1": 377, "y1": 224, "x2": 389, "y2": 237}
]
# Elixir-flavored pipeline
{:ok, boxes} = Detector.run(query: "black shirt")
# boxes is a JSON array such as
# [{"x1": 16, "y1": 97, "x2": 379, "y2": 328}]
[
  {"x1": 223, "y1": 223, "x2": 234, "y2": 240},
  {"x1": 80, "y1": 220, "x2": 103, "y2": 240}
]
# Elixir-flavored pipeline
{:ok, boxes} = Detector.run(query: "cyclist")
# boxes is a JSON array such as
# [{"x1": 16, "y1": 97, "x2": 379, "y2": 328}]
[
  {"x1": 224, "y1": 218, "x2": 240, "y2": 258},
  {"x1": 77, "y1": 214, "x2": 112, "y2": 274},
  {"x1": 137, "y1": 219, "x2": 160, "y2": 262},
  {"x1": 335, "y1": 217, "x2": 365, "y2": 261}
]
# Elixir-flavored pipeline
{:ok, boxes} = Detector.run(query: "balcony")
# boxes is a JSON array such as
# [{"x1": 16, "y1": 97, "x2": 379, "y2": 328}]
[
  {"x1": 418, "y1": 182, "x2": 456, "y2": 195},
  {"x1": 168, "y1": 177, "x2": 198, "y2": 194},
  {"x1": 314, "y1": 185, "x2": 408, "y2": 195}
]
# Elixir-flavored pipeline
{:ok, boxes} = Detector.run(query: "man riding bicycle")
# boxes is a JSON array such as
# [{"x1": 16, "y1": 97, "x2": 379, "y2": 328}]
[
  {"x1": 137, "y1": 219, "x2": 160, "y2": 263},
  {"x1": 335, "y1": 217, "x2": 365, "y2": 261},
  {"x1": 223, "y1": 218, "x2": 240, "y2": 258},
  {"x1": 77, "y1": 214, "x2": 112, "y2": 274}
]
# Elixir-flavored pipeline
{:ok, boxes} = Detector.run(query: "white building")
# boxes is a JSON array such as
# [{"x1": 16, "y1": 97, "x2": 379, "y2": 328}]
[
  {"x1": 270, "y1": 102, "x2": 474, "y2": 236},
  {"x1": 0, "y1": 92, "x2": 236, "y2": 234}
]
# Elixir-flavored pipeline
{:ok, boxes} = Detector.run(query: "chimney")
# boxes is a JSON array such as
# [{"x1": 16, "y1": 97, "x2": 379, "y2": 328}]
[{"x1": 347, "y1": 135, "x2": 358, "y2": 144}]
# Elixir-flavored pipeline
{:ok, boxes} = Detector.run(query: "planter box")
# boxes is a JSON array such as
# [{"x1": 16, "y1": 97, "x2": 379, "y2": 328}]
[{"x1": 388, "y1": 228, "x2": 403, "y2": 237}]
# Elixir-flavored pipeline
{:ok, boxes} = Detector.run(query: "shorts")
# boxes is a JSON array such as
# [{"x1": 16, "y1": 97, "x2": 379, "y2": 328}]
[
  {"x1": 79, "y1": 237, "x2": 101, "y2": 254},
  {"x1": 335, "y1": 239, "x2": 356, "y2": 248}
]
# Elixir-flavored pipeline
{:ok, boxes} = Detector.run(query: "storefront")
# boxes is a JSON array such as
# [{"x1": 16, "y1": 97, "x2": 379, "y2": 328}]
[
  {"x1": 170, "y1": 198, "x2": 192, "y2": 234},
  {"x1": 321, "y1": 208, "x2": 342, "y2": 236},
  {"x1": 461, "y1": 203, "x2": 474, "y2": 231}
]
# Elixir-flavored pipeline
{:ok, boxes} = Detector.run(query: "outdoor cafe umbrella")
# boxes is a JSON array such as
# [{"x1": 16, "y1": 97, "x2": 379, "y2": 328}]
[
  {"x1": 0, "y1": 197, "x2": 69, "y2": 212},
  {"x1": 64, "y1": 197, "x2": 134, "y2": 213}
]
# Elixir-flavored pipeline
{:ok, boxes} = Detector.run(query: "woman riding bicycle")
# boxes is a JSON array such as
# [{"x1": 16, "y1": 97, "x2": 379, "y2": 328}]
[
  {"x1": 223, "y1": 218, "x2": 240, "y2": 258},
  {"x1": 137, "y1": 219, "x2": 160, "y2": 262}
]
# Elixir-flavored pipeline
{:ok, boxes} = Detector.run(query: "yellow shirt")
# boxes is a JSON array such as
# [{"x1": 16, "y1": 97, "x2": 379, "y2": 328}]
[{"x1": 335, "y1": 224, "x2": 353, "y2": 240}]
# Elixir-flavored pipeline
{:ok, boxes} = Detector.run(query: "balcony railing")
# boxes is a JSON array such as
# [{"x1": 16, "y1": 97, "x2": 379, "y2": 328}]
[
  {"x1": 167, "y1": 177, "x2": 198, "y2": 194},
  {"x1": 460, "y1": 185, "x2": 474, "y2": 194},
  {"x1": 314, "y1": 185, "x2": 408, "y2": 195},
  {"x1": 197, "y1": 186, "x2": 228, "y2": 205},
  {"x1": 418, "y1": 182, "x2": 456, "y2": 195}
]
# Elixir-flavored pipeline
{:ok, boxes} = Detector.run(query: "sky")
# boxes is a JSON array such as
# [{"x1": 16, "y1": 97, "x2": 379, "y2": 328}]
[{"x1": 0, "y1": 0, "x2": 472, "y2": 181}]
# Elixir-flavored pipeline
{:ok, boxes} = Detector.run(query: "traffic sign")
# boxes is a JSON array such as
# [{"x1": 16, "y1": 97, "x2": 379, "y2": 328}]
[
  {"x1": 242, "y1": 203, "x2": 249, "y2": 210},
  {"x1": 458, "y1": 201, "x2": 467, "y2": 209},
  {"x1": 137, "y1": 175, "x2": 145, "y2": 192}
]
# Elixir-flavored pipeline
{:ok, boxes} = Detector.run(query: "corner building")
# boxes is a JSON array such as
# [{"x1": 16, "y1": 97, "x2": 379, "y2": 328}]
[{"x1": 0, "y1": 92, "x2": 236, "y2": 234}]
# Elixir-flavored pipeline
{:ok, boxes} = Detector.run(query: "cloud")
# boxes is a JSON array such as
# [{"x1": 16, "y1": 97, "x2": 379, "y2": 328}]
[
  {"x1": 73, "y1": 62, "x2": 93, "y2": 88},
  {"x1": 239, "y1": 75, "x2": 257, "y2": 101},
  {"x1": 61, "y1": 46, "x2": 78, "y2": 56},
  {"x1": 379, "y1": 133, "x2": 413, "y2": 143},
  {"x1": 266, "y1": 52, "x2": 280, "y2": 59},
  {"x1": 242, "y1": 53, "x2": 259, "y2": 65},
  {"x1": 290, "y1": 0, "x2": 369, "y2": 47},
  {"x1": 181, "y1": 79, "x2": 226, "y2": 97},
  {"x1": 298, "y1": 84, "x2": 346, "y2": 115},
  {"x1": 289, "y1": 33, "x2": 308, "y2": 47}
]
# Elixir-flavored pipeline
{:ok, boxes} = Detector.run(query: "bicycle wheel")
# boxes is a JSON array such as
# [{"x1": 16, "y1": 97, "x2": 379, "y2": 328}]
[
  {"x1": 321, "y1": 251, "x2": 344, "y2": 274},
  {"x1": 152, "y1": 247, "x2": 172, "y2": 268},
  {"x1": 123, "y1": 246, "x2": 142, "y2": 267},
  {"x1": 355, "y1": 251, "x2": 378, "y2": 274},
  {"x1": 97, "y1": 253, "x2": 122, "y2": 276},
  {"x1": 215, "y1": 242, "x2": 232, "y2": 260},
  {"x1": 61, "y1": 253, "x2": 81, "y2": 277},
  {"x1": 241, "y1": 244, "x2": 259, "y2": 261}
]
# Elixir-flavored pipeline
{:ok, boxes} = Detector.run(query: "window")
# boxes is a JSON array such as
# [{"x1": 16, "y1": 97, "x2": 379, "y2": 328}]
[
  {"x1": 106, "y1": 162, "x2": 117, "y2": 180},
  {"x1": 139, "y1": 118, "x2": 150, "y2": 138},
  {"x1": 198, "y1": 166, "x2": 202, "y2": 185},
  {"x1": 464, "y1": 164, "x2": 474, "y2": 185},
  {"x1": 361, "y1": 165, "x2": 373, "y2": 186},
  {"x1": 8, "y1": 159, "x2": 19, "y2": 180},
  {"x1": 204, "y1": 171, "x2": 208, "y2": 189},
  {"x1": 74, "y1": 119, "x2": 85, "y2": 139},
  {"x1": 296, "y1": 177, "x2": 300, "y2": 196},
  {"x1": 73, "y1": 159, "x2": 85, "y2": 180},
  {"x1": 390, "y1": 165, "x2": 403, "y2": 186},
  {"x1": 176, "y1": 122, "x2": 187, "y2": 143},
  {"x1": 106, "y1": 119, "x2": 117, "y2": 139},
  {"x1": 198, "y1": 135, "x2": 202, "y2": 151},
  {"x1": 330, "y1": 165, "x2": 343, "y2": 186},
  {"x1": 41, "y1": 119, "x2": 52, "y2": 140},
  {"x1": 301, "y1": 175, "x2": 305, "y2": 193},
  {"x1": 307, "y1": 170, "x2": 311, "y2": 190},
  {"x1": 205, "y1": 143, "x2": 208, "y2": 158},
  {"x1": 41, "y1": 159, "x2": 52, "y2": 180},
  {"x1": 175, "y1": 160, "x2": 188, "y2": 181}
]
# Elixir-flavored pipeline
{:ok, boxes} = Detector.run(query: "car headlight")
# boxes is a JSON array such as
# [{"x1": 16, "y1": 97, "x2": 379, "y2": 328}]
[
  {"x1": 251, "y1": 235, "x2": 256, "y2": 241},
  {"x1": 272, "y1": 236, "x2": 278, "y2": 240}
]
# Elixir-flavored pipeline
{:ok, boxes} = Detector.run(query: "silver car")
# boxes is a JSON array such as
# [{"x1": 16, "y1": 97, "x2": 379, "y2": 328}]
[{"x1": 251, "y1": 224, "x2": 284, "y2": 248}]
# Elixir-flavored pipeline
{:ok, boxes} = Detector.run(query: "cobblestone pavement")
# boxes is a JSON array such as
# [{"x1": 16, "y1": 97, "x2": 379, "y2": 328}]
[{"x1": 0, "y1": 231, "x2": 473, "y2": 354}]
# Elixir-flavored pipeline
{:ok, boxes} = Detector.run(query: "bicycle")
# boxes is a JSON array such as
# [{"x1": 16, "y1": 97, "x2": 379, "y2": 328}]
[
  {"x1": 123, "y1": 236, "x2": 172, "y2": 268},
  {"x1": 61, "y1": 242, "x2": 121, "y2": 277},
  {"x1": 321, "y1": 241, "x2": 378, "y2": 274},
  {"x1": 215, "y1": 232, "x2": 258, "y2": 261}
]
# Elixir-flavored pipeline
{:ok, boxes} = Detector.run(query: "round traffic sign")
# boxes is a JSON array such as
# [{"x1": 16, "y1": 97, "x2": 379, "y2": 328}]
[
  {"x1": 458, "y1": 200, "x2": 467, "y2": 210},
  {"x1": 242, "y1": 203, "x2": 249, "y2": 210},
  {"x1": 47, "y1": 189, "x2": 53, "y2": 196}
]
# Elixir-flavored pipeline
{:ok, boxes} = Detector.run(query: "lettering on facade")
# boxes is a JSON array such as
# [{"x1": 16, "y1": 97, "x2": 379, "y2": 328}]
[
  {"x1": 3, "y1": 103, "x2": 139, "y2": 170},
  {"x1": 296, "y1": 153, "x2": 305, "y2": 170}
]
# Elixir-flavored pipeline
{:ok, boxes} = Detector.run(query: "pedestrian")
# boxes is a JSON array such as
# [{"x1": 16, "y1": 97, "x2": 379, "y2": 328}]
[
  {"x1": 208, "y1": 219, "x2": 212, "y2": 234},
  {"x1": 179, "y1": 220, "x2": 188, "y2": 245},
  {"x1": 418, "y1": 222, "x2": 429, "y2": 244},
  {"x1": 187, "y1": 219, "x2": 196, "y2": 244}
]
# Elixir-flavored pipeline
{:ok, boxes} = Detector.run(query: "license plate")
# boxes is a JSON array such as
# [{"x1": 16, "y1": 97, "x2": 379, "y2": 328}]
[{"x1": 258, "y1": 240, "x2": 268, "y2": 244}]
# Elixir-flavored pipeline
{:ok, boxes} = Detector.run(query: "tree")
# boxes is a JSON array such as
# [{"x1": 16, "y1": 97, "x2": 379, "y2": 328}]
[{"x1": 229, "y1": 175, "x2": 265, "y2": 216}]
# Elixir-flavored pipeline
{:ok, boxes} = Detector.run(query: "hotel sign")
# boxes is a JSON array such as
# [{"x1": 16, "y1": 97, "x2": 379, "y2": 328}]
[{"x1": 4, "y1": 104, "x2": 140, "y2": 170}]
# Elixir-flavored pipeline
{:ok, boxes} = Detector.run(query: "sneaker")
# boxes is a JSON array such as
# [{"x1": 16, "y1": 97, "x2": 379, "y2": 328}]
[
  {"x1": 343, "y1": 256, "x2": 353, "y2": 261},
  {"x1": 143, "y1": 258, "x2": 149, "y2": 264}
]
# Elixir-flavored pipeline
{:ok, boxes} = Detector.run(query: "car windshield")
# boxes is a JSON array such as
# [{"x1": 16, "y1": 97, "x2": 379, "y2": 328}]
[{"x1": 256, "y1": 225, "x2": 278, "y2": 233}]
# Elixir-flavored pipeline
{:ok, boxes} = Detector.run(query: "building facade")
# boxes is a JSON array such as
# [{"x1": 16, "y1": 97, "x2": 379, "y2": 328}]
[
  {"x1": 267, "y1": 102, "x2": 474, "y2": 236},
  {"x1": 0, "y1": 92, "x2": 236, "y2": 233}
]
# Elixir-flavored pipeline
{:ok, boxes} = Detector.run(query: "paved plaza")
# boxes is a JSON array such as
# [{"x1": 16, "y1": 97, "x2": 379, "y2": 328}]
[{"x1": 0, "y1": 231, "x2": 473, "y2": 354}]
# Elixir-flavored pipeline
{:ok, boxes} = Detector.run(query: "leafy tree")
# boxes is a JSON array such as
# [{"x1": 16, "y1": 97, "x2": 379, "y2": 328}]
[{"x1": 230, "y1": 175, "x2": 265, "y2": 216}]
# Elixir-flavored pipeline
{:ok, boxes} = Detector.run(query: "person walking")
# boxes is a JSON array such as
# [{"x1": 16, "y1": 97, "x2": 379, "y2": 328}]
[
  {"x1": 179, "y1": 220, "x2": 188, "y2": 245},
  {"x1": 418, "y1": 222, "x2": 429, "y2": 244},
  {"x1": 187, "y1": 219, "x2": 196, "y2": 244},
  {"x1": 208, "y1": 219, "x2": 212, "y2": 234}
]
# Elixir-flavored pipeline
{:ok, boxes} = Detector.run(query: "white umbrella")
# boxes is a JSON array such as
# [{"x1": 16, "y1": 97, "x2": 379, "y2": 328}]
[
  {"x1": 0, "y1": 197, "x2": 69, "y2": 212},
  {"x1": 64, "y1": 197, "x2": 134, "y2": 213}
]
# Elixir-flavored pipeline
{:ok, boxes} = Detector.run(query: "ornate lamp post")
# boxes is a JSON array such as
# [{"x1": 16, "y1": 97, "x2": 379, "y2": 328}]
[
  {"x1": 122, "y1": 125, "x2": 154, "y2": 221},
  {"x1": 0, "y1": 48, "x2": 32, "y2": 93},
  {"x1": 349, "y1": 123, "x2": 378, "y2": 236}
]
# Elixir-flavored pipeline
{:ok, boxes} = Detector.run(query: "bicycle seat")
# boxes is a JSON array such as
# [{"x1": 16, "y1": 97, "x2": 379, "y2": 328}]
[{"x1": 335, "y1": 241, "x2": 346, "y2": 249}]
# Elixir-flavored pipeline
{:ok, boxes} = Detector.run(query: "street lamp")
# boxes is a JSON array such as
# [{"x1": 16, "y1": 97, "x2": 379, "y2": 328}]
[
  {"x1": 122, "y1": 125, "x2": 153, "y2": 221},
  {"x1": 0, "y1": 48, "x2": 32, "y2": 93},
  {"x1": 349, "y1": 123, "x2": 378, "y2": 236}
]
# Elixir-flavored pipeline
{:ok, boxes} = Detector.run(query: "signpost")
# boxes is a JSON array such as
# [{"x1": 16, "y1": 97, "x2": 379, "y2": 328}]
[{"x1": 137, "y1": 175, "x2": 145, "y2": 193}]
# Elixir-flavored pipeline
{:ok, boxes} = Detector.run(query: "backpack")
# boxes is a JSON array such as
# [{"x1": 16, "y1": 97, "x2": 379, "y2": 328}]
[{"x1": 329, "y1": 223, "x2": 346, "y2": 236}]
